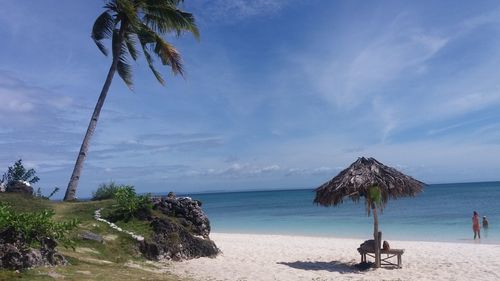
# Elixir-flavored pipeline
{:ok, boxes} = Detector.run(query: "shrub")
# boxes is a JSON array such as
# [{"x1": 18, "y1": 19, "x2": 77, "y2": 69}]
[
  {"x1": 92, "y1": 182, "x2": 124, "y2": 201},
  {"x1": 0, "y1": 202, "x2": 78, "y2": 249},
  {"x1": 1, "y1": 159, "x2": 39, "y2": 186},
  {"x1": 108, "y1": 186, "x2": 152, "y2": 222}
]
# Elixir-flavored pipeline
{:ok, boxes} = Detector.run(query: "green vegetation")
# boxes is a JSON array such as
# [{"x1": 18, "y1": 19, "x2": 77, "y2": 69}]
[
  {"x1": 108, "y1": 186, "x2": 152, "y2": 222},
  {"x1": 92, "y1": 183, "x2": 153, "y2": 223},
  {"x1": 65, "y1": 0, "x2": 200, "y2": 201},
  {"x1": 0, "y1": 193, "x2": 185, "y2": 281},
  {"x1": 0, "y1": 202, "x2": 78, "y2": 249},
  {"x1": 1, "y1": 159, "x2": 39, "y2": 186},
  {"x1": 1, "y1": 159, "x2": 59, "y2": 199},
  {"x1": 91, "y1": 182, "x2": 124, "y2": 201}
]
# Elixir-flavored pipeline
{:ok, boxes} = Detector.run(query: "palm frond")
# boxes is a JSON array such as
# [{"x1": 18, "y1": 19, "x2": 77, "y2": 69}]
[
  {"x1": 144, "y1": 49, "x2": 165, "y2": 85},
  {"x1": 116, "y1": 0, "x2": 141, "y2": 29},
  {"x1": 104, "y1": 0, "x2": 118, "y2": 12},
  {"x1": 113, "y1": 29, "x2": 134, "y2": 88},
  {"x1": 153, "y1": 35, "x2": 183, "y2": 75},
  {"x1": 92, "y1": 11, "x2": 115, "y2": 56},
  {"x1": 136, "y1": 24, "x2": 156, "y2": 43},
  {"x1": 142, "y1": 1, "x2": 199, "y2": 39},
  {"x1": 117, "y1": 55, "x2": 133, "y2": 89},
  {"x1": 125, "y1": 32, "x2": 139, "y2": 61},
  {"x1": 95, "y1": 0, "x2": 197, "y2": 88},
  {"x1": 136, "y1": 25, "x2": 165, "y2": 84}
]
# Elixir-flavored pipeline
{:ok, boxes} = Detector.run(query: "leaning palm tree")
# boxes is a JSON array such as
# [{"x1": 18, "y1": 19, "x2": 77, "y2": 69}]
[{"x1": 64, "y1": 0, "x2": 199, "y2": 201}]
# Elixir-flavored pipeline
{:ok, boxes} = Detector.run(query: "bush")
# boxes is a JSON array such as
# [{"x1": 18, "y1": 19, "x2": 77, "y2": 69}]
[
  {"x1": 108, "y1": 186, "x2": 152, "y2": 222},
  {"x1": 1, "y1": 159, "x2": 39, "y2": 187},
  {"x1": 92, "y1": 182, "x2": 126, "y2": 201},
  {"x1": 0, "y1": 202, "x2": 78, "y2": 249}
]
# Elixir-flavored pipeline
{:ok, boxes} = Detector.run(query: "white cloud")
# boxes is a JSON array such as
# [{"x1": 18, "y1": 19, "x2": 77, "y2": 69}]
[
  {"x1": 445, "y1": 91, "x2": 500, "y2": 116},
  {"x1": 308, "y1": 18, "x2": 448, "y2": 109},
  {"x1": 5, "y1": 99, "x2": 34, "y2": 112},
  {"x1": 0, "y1": 71, "x2": 74, "y2": 120}
]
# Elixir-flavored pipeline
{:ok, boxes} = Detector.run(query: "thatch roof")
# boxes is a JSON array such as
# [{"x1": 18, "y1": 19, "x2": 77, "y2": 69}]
[{"x1": 314, "y1": 157, "x2": 424, "y2": 207}]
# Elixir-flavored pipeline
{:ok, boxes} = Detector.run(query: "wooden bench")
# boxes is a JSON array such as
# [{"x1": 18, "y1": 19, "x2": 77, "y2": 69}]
[{"x1": 357, "y1": 247, "x2": 404, "y2": 268}]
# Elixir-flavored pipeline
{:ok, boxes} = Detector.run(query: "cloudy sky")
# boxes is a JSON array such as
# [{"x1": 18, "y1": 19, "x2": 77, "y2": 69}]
[{"x1": 2, "y1": 0, "x2": 500, "y2": 198}]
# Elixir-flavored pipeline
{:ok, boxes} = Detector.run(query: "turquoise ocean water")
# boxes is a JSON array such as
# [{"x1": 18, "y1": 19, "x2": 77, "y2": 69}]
[{"x1": 186, "y1": 182, "x2": 500, "y2": 244}]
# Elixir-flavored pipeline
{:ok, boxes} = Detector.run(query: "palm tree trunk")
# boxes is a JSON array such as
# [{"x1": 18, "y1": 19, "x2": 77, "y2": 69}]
[
  {"x1": 372, "y1": 205, "x2": 381, "y2": 268},
  {"x1": 64, "y1": 24, "x2": 126, "y2": 201}
]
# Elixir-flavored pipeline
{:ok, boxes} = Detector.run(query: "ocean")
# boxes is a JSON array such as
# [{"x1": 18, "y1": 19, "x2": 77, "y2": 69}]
[{"x1": 186, "y1": 182, "x2": 500, "y2": 244}]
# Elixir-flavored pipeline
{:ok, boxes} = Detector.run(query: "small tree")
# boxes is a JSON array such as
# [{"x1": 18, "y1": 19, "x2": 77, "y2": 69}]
[
  {"x1": 108, "y1": 186, "x2": 152, "y2": 222},
  {"x1": 91, "y1": 182, "x2": 122, "y2": 200},
  {"x1": 1, "y1": 159, "x2": 40, "y2": 186}
]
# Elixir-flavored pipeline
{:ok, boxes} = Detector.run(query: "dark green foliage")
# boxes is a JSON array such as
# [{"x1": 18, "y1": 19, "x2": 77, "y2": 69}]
[
  {"x1": 91, "y1": 182, "x2": 125, "y2": 200},
  {"x1": 1, "y1": 159, "x2": 39, "y2": 186},
  {"x1": 0, "y1": 202, "x2": 78, "y2": 249},
  {"x1": 366, "y1": 185, "x2": 383, "y2": 215},
  {"x1": 107, "y1": 186, "x2": 152, "y2": 222},
  {"x1": 91, "y1": 0, "x2": 199, "y2": 88}
]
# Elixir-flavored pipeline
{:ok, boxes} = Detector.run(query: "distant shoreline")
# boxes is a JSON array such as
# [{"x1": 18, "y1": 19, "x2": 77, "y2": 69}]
[{"x1": 174, "y1": 180, "x2": 500, "y2": 196}]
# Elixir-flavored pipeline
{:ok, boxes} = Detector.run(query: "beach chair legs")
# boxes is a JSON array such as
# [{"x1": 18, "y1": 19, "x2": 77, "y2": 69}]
[{"x1": 358, "y1": 248, "x2": 403, "y2": 268}]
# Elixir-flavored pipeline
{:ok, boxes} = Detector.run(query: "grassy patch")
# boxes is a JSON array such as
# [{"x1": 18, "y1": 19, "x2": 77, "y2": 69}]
[
  {"x1": 0, "y1": 193, "x2": 53, "y2": 212},
  {"x1": 114, "y1": 218, "x2": 153, "y2": 240}
]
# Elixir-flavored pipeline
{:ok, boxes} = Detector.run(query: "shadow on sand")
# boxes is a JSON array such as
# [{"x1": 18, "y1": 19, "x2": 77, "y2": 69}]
[{"x1": 277, "y1": 261, "x2": 360, "y2": 274}]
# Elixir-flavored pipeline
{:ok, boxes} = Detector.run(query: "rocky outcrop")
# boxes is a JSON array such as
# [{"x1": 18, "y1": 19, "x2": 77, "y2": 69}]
[
  {"x1": 151, "y1": 193, "x2": 211, "y2": 238},
  {"x1": 5, "y1": 181, "x2": 33, "y2": 195},
  {"x1": 139, "y1": 217, "x2": 219, "y2": 261},
  {"x1": 0, "y1": 228, "x2": 66, "y2": 270},
  {"x1": 140, "y1": 193, "x2": 219, "y2": 261}
]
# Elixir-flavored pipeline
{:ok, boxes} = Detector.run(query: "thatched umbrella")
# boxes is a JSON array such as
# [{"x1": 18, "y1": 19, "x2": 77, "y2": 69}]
[{"x1": 314, "y1": 157, "x2": 424, "y2": 268}]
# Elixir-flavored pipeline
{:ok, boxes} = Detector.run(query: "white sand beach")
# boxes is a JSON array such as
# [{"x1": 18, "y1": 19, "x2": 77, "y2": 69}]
[{"x1": 168, "y1": 233, "x2": 500, "y2": 281}]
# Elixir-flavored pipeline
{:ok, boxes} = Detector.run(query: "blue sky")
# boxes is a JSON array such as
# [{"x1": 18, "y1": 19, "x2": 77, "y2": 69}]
[{"x1": 2, "y1": 0, "x2": 500, "y2": 198}]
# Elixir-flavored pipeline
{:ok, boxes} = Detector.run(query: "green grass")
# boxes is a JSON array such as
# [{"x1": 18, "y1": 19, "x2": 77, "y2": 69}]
[
  {"x1": 0, "y1": 193, "x2": 53, "y2": 212},
  {"x1": 0, "y1": 193, "x2": 187, "y2": 281},
  {"x1": 114, "y1": 218, "x2": 153, "y2": 240}
]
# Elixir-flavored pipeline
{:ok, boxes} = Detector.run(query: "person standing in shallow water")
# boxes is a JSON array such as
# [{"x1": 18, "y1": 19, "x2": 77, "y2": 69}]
[
  {"x1": 482, "y1": 216, "x2": 489, "y2": 228},
  {"x1": 472, "y1": 211, "x2": 481, "y2": 239}
]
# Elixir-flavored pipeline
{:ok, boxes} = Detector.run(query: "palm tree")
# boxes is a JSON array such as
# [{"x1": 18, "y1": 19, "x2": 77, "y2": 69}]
[{"x1": 64, "y1": 0, "x2": 199, "y2": 201}]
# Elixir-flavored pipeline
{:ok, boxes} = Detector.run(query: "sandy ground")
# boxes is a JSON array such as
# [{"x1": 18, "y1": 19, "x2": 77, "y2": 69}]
[{"x1": 166, "y1": 232, "x2": 500, "y2": 281}]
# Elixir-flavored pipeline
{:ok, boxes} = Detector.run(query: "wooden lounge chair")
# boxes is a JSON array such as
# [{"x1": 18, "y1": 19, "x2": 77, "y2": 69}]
[{"x1": 357, "y1": 247, "x2": 404, "y2": 268}]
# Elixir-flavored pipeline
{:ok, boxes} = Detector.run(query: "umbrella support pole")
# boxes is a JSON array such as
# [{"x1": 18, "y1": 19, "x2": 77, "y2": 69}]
[
  {"x1": 377, "y1": 231, "x2": 382, "y2": 267},
  {"x1": 372, "y1": 206, "x2": 381, "y2": 268}
]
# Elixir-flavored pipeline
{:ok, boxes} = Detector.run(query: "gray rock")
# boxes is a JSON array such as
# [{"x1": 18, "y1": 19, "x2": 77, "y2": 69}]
[
  {"x1": 152, "y1": 194, "x2": 211, "y2": 238},
  {"x1": 5, "y1": 181, "x2": 33, "y2": 195},
  {"x1": 79, "y1": 231, "x2": 104, "y2": 243},
  {"x1": 139, "y1": 217, "x2": 219, "y2": 261},
  {"x1": 0, "y1": 228, "x2": 66, "y2": 270}
]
